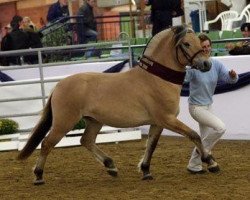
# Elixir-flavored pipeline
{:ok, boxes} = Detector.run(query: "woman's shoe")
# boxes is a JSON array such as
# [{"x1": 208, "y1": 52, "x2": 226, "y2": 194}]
[{"x1": 187, "y1": 168, "x2": 207, "y2": 174}]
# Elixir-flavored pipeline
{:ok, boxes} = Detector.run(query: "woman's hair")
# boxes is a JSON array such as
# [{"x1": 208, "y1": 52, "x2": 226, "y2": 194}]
[
  {"x1": 10, "y1": 15, "x2": 23, "y2": 29},
  {"x1": 198, "y1": 33, "x2": 211, "y2": 45},
  {"x1": 23, "y1": 16, "x2": 37, "y2": 32}
]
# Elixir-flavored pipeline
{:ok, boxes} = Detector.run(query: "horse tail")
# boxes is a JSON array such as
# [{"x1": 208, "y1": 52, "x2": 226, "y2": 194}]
[{"x1": 17, "y1": 94, "x2": 53, "y2": 160}]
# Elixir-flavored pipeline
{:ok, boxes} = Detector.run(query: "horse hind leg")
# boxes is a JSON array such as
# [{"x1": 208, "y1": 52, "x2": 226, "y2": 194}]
[
  {"x1": 139, "y1": 125, "x2": 163, "y2": 180},
  {"x1": 32, "y1": 127, "x2": 71, "y2": 185},
  {"x1": 33, "y1": 115, "x2": 81, "y2": 185},
  {"x1": 80, "y1": 117, "x2": 118, "y2": 177}
]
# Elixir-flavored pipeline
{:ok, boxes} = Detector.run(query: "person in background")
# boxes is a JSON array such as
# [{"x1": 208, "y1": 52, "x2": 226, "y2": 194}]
[
  {"x1": 47, "y1": 0, "x2": 69, "y2": 24},
  {"x1": 1, "y1": 24, "x2": 12, "y2": 41},
  {"x1": 4, "y1": 24, "x2": 12, "y2": 35},
  {"x1": 0, "y1": 23, "x2": 2, "y2": 44},
  {"x1": 0, "y1": 24, "x2": 12, "y2": 65},
  {"x1": 22, "y1": 16, "x2": 43, "y2": 64},
  {"x1": 77, "y1": 0, "x2": 98, "y2": 44},
  {"x1": 0, "y1": 24, "x2": 12, "y2": 44},
  {"x1": 226, "y1": 22, "x2": 250, "y2": 55},
  {"x1": 23, "y1": 16, "x2": 38, "y2": 32},
  {"x1": 1, "y1": 15, "x2": 30, "y2": 65},
  {"x1": 39, "y1": 17, "x2": 46, "y2": 28},
  {"x1": 185, "y1": 33, "x2": 238, "y2": 174},
  {"x1": 145, "y1": 0, "x2": 184, "y2": 36}
]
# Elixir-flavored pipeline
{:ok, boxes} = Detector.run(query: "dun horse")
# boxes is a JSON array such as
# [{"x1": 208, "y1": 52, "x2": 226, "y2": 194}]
[{"x1": 18, "y1": 25, "x2": 217, "y2": 185}]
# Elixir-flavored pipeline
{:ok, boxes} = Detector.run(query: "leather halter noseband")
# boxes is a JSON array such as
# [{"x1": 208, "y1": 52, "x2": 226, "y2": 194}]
[{"x1": 176, "y1": 44, "x2": 204, "y2": 66}]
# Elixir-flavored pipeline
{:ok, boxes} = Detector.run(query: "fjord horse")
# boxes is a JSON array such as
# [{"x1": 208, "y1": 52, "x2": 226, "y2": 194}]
[{"x1": 18, "y1": 25, "x2": 217, "y2": 185}]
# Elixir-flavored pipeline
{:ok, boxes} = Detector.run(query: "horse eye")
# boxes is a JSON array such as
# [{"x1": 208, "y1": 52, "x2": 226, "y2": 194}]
[{"x1": 183, "y1": 42, "x2": 190, "y2": 48}]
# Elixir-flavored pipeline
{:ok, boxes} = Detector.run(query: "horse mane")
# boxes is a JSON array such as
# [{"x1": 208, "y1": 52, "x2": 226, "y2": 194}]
[
  {"x1": 143, "y1": 24, "x2": 194, "y2": 57},
  {"x1": 171, "y1": 24, "x2": 194, "y2": 47}
]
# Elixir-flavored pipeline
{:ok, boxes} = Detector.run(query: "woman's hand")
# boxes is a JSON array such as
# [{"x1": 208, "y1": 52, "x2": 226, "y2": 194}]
[{"x1": 229, "y1": 70, "x2": 237, "y2": 79}]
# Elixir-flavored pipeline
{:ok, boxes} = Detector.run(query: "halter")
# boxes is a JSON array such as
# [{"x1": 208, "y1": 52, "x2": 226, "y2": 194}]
[
  {"x1": 139, "y1": 55, "x2": 186, "y2": 85},
  {"x1": 176, "y1": 44, "x2": 204, "y2": 66}
]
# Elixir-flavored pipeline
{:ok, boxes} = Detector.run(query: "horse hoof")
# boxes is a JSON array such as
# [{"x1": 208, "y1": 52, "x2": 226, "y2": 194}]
[
  {"x1": 107, "y1": 168, "x2": 118, "y2": 177},
  {"x1": 142, "y1": 174, "x2": 153, "y2": 180},
  {"x1": 208, "y1": 165, "x2": 220, "y2": 173},
  {"x1": 33, "y1": 179, "x2": 45, "y2": 185}
]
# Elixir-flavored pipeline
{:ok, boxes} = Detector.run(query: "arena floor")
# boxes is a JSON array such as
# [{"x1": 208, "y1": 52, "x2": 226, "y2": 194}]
[{"x1": 1, "y1": 136, "x2": 250, "y2": 200}]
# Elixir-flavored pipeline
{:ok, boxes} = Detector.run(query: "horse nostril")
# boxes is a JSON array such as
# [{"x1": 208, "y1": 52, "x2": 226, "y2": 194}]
[{"x1": 204, "y1": 60, "x2": 211, "y2": 70}]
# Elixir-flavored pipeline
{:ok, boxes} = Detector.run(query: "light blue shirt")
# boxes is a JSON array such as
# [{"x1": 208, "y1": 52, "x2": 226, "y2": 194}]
[{"x1": 185, "y1": 58, "x2": 238, "y2": 106}]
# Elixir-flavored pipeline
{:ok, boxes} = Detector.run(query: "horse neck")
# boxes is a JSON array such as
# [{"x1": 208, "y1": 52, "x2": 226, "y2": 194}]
[
  {"x1": 143, "y1": 35, "x2": 185, "y2": 72},
  {"x1": 132, "y1": 66, "x2": 183, "y2": 92}
]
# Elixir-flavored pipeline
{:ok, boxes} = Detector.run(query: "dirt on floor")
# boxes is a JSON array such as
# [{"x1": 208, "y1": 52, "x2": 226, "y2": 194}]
[{"x1": 0, "y1": 136, "x2": 250, "y2": 200}]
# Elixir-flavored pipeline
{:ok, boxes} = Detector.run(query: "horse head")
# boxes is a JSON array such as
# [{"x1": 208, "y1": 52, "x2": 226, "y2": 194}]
[{"x1": 142, "y1": 24, "x2": 211, "y2": 73}]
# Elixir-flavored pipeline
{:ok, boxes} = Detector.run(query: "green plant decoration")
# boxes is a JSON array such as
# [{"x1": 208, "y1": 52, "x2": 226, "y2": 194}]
[
  {"x1": 41, "y1": 24, "x2": 73, "y2": 62},
  {"x1": 73, "y1": 118, "x2": 86, "y2": 130},
  {"x1": 0, "y1": 119, "x2": 19, "y2": 135}
]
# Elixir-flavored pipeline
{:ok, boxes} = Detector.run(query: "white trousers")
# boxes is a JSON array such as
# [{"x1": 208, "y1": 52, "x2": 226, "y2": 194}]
[{"x1": 187, "y1": 104, "x2": 226, "y2": 171}]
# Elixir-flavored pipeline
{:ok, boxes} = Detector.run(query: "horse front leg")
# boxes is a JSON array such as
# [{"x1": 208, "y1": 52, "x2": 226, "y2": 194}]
[
  {"x1": 139, "y1": 125, "x2": 163, "y2": 180},
  {"x1": 163, "y1": 117, "x2": 215, "y2": 167}
]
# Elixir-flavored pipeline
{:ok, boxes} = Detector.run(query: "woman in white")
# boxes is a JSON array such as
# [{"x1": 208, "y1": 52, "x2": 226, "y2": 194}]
[{"x1": 185, "y1": 33, "x2": 238, "y2": 174}]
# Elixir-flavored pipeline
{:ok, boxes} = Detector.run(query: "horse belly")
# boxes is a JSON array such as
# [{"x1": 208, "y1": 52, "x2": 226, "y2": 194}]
[
  {"x1": 93, "y1": 113, "x2": 151, "y2": 128},
  {"x1": 84, "y1": 96, "x2": 151, "y2": 128}
]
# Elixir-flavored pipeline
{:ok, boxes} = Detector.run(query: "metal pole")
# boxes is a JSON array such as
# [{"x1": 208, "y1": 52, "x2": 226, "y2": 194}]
[
  {"x1": 118, "y1": 32, "x2": 133, "y2": 68},
  {"x1": 68, "y1": 0, "x2": 74, "y2": 23},
  {"x1": 140, "y1": 0, "x2": 146, "y2": 37},
  {"x1": 38, "y1": 50, "x2": 46, "y2": 107},
  {"x1": 129, "y1": 0, "x2": 133, "y2": 37}
]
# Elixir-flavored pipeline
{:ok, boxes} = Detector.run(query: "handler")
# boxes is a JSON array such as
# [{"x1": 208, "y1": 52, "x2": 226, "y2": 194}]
[{"x1": 185, "y1": 33, "x2": 239, "y2": 174}]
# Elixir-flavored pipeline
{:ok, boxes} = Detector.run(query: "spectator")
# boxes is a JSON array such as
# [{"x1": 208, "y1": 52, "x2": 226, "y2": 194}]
[
  {"x1": 40, "y1": 17, "x2": 46, "y2": 28},
  {"x1": 47, "y1": 0, "x2": 69, "y2": 24},
  {"x1": 185, "y1": 33, "x2": 238, "y2": 174},
  {"x1": 0, "y1": 24, "x2": 12, "y2": 45},
  {"x1": 4, "y1": 24, "x2": 12, "y2": 35},
  {"x1": 1, "y1": 24, "x2": 11, "y2": 40},
  {"x1": 1, "y1": 15, "x2": 30, "y2": 65},
  {"x1": 226, "y1": 23, "x2": 250, "y2": 55},
  {"x1": 77, "y1": 0, "x2": 98, "y2": 44},
  {"x1": 22, "y1": 16, "x2": 43, "y2": 64},
  {"x1": 0, "y1": 24, "x2": 2, "y2": 44},
  {"x1": 23, "y1": 16, "x2": 38, "y2": 32},
  {"x1": 145, "y1": 0, "x2": 184, "y2": 36},
  {"x1": 0, "y1": 24, "x2": 12, "y2": 66}
]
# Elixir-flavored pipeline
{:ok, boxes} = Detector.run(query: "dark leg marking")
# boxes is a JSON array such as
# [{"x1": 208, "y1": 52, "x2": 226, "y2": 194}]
[
  {"x1": 196, "y1": 150, "x2": 220, "y2": 173},
  {"x1": 103, "y1": 157, "x2": 118, "y2": 177},
  {"x1": 33, "y1": 167, "x2": 45, "y2": 185},
  {"x1": 141, "y1": 163, "x2": 153, "y2": 180},
  {"x1": 104, "y1": 157, "x2": 115, "y2": 168}
]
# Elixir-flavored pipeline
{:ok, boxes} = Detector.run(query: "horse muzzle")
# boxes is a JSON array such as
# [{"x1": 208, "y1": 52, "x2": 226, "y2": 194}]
[{"x1": 192, "y1": 59, "x2": 211, "y2": 72}]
